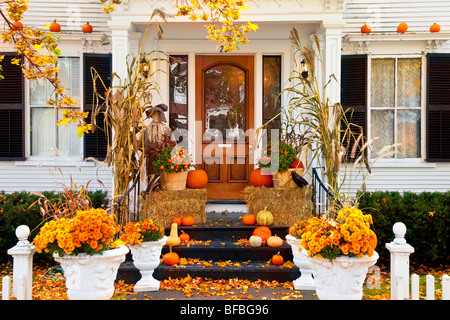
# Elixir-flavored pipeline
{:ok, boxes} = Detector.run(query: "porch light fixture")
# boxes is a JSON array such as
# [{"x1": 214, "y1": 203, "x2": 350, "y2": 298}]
[
  {"x1": 301, "y1": 58, "x2": 308, "y2": 79},
  {"x1": 140, "y1": 57, "x2": 150, "y2": 78}
]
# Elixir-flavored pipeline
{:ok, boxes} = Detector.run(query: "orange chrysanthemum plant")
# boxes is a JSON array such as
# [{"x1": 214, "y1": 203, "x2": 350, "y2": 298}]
[
  {"x1": 289, "y1": 206, "x2": 377, "y2": 261},
  {"x1": 120, "y1": 217, "x2": 165, "y2": 245},
  {"x1": 33, "y1": 208, "x2": 120, "y2": 257}
]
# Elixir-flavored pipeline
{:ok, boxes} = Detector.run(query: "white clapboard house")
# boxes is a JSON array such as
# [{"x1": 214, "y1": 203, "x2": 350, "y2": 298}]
[{"x1": 1, "y1": 0, "x2": 450, "y2": 201}]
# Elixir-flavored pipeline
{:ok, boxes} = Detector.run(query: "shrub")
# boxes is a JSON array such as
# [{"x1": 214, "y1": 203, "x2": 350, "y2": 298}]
[
  {"x1": 357, "y1": 191, "x2": 450, "y2": 266},
  {"x1": 0, "y1": 190, "x2": 108, "y2": 262}
]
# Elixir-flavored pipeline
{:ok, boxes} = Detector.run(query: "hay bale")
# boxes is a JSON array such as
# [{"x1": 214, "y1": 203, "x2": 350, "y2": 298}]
[
  {"x1": 140, "y1": 188, "x2": 207, "y2": 226},
  {"x1": 243, "y1": 185, "x2": 314, "y2": 226}
]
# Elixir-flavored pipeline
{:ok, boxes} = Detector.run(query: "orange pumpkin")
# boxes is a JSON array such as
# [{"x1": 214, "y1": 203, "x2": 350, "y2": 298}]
[
  {"x1": 163, "y1": 246, "x2": 179, "y2": 266},
  {"x1": 182, "y1": 215, "x2": 195, "y2": 226},
  {"x1": 49, "y1": 20, "x2": 61, "y2": 32},
  {"x1": 187, "y1": 169, "x2": 208, "y2": 189},
  {"x1": 368, "y1": 229, "x2": 378, "y2": 251},
  {"x1": 430, "y1": 23, "x2": 441, "y2": 33},
  {"x1": 361, "y1": 24, "x2": 371, "y2": 34},
  {"x1": 11, "y1": 21, "x2": 23, "y2": 31},
  {"x1": 242, "y1": 214, "x2": 256, "y2": 226},
  {"x1": 82, "y1": 22, "x2": 93, "y2": 33},
  {"x1": 250, "y1": 168, "x2": 273, "y2": 187},
  {"x1": 172, "y1": 217, "x2": 182, "y2": 226},
  {"x1": 253, "y1": 226, "x2": 272, "y2": 242},
  {"x1": 179, "y1": 230, "x2": 190, "y2": 243},
  {"x1": 271, "y1": 252, "x2": 284, "y2": 266},
  {"x1": 397, "y1": 22, "x2": 408, "y2": 34},
  {"x1": 291, "y1": 159, "x2": 304, "y2": 168}
]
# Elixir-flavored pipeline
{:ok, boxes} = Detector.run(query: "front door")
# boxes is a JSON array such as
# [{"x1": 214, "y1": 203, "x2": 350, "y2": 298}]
[{"x1": 195, "y1": 55, "x2": 254, "y2": 199}]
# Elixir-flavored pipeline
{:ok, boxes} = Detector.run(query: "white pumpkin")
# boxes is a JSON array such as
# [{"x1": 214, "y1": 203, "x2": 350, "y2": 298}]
[{"x1": 249, "y1": 235, "x2": 263, "y2": 247}]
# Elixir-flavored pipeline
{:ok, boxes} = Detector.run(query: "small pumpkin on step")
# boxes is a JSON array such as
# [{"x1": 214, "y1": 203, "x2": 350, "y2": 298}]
[{"x1": 256, "y1": 206, "x2": 274, "y2": 226}]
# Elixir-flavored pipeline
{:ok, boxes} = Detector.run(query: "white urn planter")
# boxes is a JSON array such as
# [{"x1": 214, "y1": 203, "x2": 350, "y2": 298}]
[
  {"x1": 285, "y1": 234, "x2": 315, "y2": 290},
  {"x1": 54, "y1": 245, "x2": 129, "y2": 300},
  {"x1": 307, "y1": 251, "x2": 379, "y2": 300},
  {"x1": 128, "y1": 236, "x2": 167, "y2": 292}
]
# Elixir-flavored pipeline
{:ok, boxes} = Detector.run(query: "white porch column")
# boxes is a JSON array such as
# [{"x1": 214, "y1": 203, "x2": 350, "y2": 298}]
[
  {"x1": 320, "y1": 21, "x2": 345, "y2": 104},
  {"x1": 108, "y1": 21, "x2": 139, "y2": 86}
]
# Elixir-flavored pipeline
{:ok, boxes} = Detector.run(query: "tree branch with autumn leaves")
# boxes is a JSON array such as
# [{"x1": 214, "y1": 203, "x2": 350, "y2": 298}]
[{"x1": 0, "y1": 0, "x2": 91, "y2": 137}]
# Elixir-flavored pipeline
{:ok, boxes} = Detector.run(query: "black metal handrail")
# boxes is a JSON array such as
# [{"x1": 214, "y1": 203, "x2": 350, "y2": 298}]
[{"x1": 312, "y1": 167, "x2": 341, "y2": 216}]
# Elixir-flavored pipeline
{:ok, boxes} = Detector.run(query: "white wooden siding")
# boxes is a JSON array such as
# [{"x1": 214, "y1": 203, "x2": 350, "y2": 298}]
[
  {"x1": 5, "y1": 0, "x2": 111, "y2": 34},
  {"x1": 0, "y1": 161, "x2": 112, "y2": 195},
  {"x1": 343, "y1": 0, "x2": 450, "y2": 34}
]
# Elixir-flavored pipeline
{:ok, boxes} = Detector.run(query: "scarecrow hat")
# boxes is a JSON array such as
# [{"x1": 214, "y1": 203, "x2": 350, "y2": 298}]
[{"x1": 146, "y1": 103, "x2": 168, "y2": 123}]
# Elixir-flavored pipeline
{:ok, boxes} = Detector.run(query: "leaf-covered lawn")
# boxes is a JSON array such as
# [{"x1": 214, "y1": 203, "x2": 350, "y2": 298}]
[{"x1": 1, "y1": 262, "x2": 448, "y2": 300}]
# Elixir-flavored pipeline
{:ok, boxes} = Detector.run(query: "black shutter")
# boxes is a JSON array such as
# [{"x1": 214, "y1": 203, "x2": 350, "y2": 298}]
[
  {"x1": 340, "y1": 54, "x2": 368, "y2": 161},
  {"x1": 426, "y1": 53, "x2": 450, "y2": 161},
  {"x1": 0, "y1": 52, "x2": 24, "y2": 160},
  {"x1": 83, "y1": 53, "x2": 112, "y2": 160}
]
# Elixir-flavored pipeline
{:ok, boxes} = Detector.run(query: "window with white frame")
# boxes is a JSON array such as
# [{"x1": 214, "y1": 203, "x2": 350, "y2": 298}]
[
  {"x1": 29, "y1": 57, "x2": 82, "y2": 157},
  {"x1": 369, "y1": 57, "x2": 422, "y2": 159}
]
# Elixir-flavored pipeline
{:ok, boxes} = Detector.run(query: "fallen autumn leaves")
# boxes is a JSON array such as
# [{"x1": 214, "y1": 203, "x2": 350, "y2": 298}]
[{"x1": 1, "y1": 262, "x2": 448, "y2": 300}]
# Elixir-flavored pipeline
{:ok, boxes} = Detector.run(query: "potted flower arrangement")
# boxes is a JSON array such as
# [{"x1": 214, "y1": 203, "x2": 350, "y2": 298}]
[
  {"x1": 258, "y1": 141, "x2": 303, "y2": 189},
  {"x1": 33, "y1": 208, "x2": 128, "y2": 300},
  {"x1": 153, "y1": 144, "x2": 192, "y2": 190},
  {"x1": 288, "y1": 206, "x2": 379, "y2": 300},
  {"x1": 120, "y1": 217, "x2": 167, "y2": 292}
]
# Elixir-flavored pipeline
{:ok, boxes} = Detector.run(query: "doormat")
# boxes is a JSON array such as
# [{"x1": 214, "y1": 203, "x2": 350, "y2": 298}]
[
  {"x1": 243, "y1": 185, "x2": 314, "y2": 226},
  {"x1": 140, "y1": 188, "x2": 207, "y2": 227}
]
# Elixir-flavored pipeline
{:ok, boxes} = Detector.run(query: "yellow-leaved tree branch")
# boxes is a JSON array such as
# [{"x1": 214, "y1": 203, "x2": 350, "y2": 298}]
[{"x1": 0, "y1": 0, "x2": 91, "y2": 136}]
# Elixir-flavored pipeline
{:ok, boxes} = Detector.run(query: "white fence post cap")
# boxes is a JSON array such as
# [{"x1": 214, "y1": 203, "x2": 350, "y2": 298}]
[{"x1": 393, "y1": 222, "x2": 407, "y2": 245}]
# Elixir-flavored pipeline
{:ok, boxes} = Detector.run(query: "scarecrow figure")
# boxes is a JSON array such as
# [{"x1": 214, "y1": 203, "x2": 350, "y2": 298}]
[{"x1": 144, "y1": 104, "x2": 173, "y2": 181}]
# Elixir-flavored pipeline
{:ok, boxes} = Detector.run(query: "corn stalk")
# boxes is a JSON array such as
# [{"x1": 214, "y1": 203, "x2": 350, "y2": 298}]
[{"x1": 90, "y1": 9, "x2": 171, "y2": 227}]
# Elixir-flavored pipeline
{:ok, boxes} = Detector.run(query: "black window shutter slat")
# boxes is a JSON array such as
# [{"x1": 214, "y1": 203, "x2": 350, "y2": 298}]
[
  {"x1": 0, "y1": 52, "x2": 24, "y2": 160},
  {"x1": 83, "y1": 53, "x2": 112, "y2": 161},
  {"x1": 340, "y1": 54, "x2": 368, "y2": 161},
  {"x1": 427, "y1": 53, "x2": 450, "y2": 161}
]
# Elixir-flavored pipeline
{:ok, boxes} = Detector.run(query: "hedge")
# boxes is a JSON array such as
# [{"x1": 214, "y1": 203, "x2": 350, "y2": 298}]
[
  {"x1": 358, "y1": 191, "x2": 450, "y2": 266},
  {"x1": 0, "y1": 190, "x2": 109, "y2": 262}
]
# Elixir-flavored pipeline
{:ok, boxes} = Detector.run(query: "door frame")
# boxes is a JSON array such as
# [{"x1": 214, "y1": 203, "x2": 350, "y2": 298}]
[{"x1": 195, "y1": 55, "x2": 255, "y2": 199}]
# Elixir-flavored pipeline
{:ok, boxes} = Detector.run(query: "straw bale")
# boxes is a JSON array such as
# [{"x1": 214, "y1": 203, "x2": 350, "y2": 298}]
[
  {"x1": 140, "y1": 188, "x2": 207, "y2": 226},
  {"x1": 243, "y1": 185, "x2": 314, "y2": 226}
]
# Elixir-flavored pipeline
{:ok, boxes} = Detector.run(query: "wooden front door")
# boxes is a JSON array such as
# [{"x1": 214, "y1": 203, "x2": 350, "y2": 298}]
[{"x1": 195, "y1": 55, "x2": 254, "y2": 199}]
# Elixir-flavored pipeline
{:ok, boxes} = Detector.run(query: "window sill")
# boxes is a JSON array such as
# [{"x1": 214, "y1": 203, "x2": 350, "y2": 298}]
[
  {"x1": 15, "y1": 157, "x2": 96, "y2": 168},
  {"x1": 368, "y1": 159, "x2": 436, "y2": 169}
]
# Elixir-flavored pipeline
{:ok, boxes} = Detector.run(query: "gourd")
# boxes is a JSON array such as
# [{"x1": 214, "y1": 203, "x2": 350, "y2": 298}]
[
  {"x1": 181, "y1": 215, "x2": 195, "y2": 226},
  {"x1": 253, "y1": 226, "x2": 272, "y2": 242},
  {"x1": 242, "y1": 214, "x2": 256, "y2": 226},
  {"x1": 267, "y1": 235, "x2": 283, "y2": 247},
  {"x1": 11, "y1": 21, "x2": 23, "y2": 31},
  {"x1": 49, "y1": 20, "x2": 61, "y2": 32},
  {"x1": 430, "y1": 23, "x2": 441, "y2": 33},
  {"x1": 250, "y1": 168, "x2": 273, "y2": 187},
  {"x1": 82, "y1": 22, "x2": 93, "y2": 33},
  {"x1": 179, "y1": 230, "x2": 190, "y2": 243},
  {"x1": 397, "y1": 22, "x2": 408, "y2": 34},
  {"x1": 163, "y1": 246, "x2": 180, "y2": 266},
  {"x1": 249, "y1": 235, "x2": 262, "y2": 247},
  {"x1": 271, "y1": 252, "x2": 284, "y2": 266},
  {"x1": 166, "y1": 222, "x2": 181, "y2": 246},
  {"x1": 256, "y1": 207, "x2": 274, "y2": 226},
  {"x1": 361, "y1": 24, "x2": 371, "y2": 34},
  {"x1": 187, "y1": 169, "x2": 208, "y2": 189}
]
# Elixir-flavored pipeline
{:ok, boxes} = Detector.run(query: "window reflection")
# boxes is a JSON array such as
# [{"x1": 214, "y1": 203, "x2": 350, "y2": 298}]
[
  {"x1": 263, "y1": 56, "x2": 281, "y2": 141},
  {"x1": 169, "y1": 55, "x2": 188, "y2": 140}
]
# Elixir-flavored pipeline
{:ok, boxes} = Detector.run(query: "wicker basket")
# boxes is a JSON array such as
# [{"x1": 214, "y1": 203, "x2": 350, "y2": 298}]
[
  {"x1": 272, "y1": 168, "x2": 305, "y2": 189},
  {"x1": 159, "y1": 171, "x2": 188, "y2": 191}
]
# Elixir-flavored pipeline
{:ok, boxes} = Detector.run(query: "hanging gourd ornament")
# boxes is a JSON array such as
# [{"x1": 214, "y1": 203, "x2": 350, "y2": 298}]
[
  {"x1": 430, "y1": 23, "x2": 441, "y2": 33},
  {"x1": 361, "y1": 24, "x2": 371, "y2": 34},
  {"x1": 397, "y1": 23, "x2": 408, "y2": 34},
  {"x1": 11, "y1": 21, "x2": 23, "y2": 31},
  {"x1": 49, "y1": 20, "x2": 61, "y2": 32},
  {"x1": 82, "y1": 22, "x2": 93, "y2": 33}
]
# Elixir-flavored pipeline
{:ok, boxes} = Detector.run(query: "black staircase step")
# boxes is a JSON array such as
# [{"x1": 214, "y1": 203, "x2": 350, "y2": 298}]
[
  {"x1": 118, "y1": 259, "x2": 300, "y2": 283},
  {"x1": 160, "y1": 240, "x2": 293, "y2": 261}
]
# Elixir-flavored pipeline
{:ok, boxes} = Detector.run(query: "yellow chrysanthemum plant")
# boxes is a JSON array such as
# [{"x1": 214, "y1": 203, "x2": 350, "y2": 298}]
[
  {"x1": 289, "y1": 206, "x2": 378, "y2": 261},
  {"x1": 120, "y1": 217, "x2": 165, "y2": 245},
  {"x1": 33, "y1": 208, "x2": 121, "y2": 257}
]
